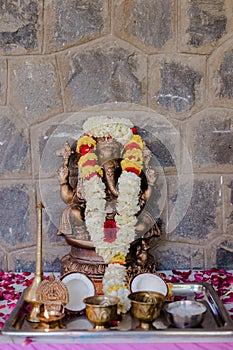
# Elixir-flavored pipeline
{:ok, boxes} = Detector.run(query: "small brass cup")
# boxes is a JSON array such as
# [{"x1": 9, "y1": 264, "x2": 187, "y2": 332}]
[
  {"x1": 84, "y1": 295, "x2": 119, "y2": 330},
  {"x1": 128, "y1": 291, "x2": 165, "y2": 330}
]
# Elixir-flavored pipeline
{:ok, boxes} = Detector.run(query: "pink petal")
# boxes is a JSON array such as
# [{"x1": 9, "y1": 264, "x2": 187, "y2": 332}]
[{"x1": 23, "y1": 338, "x2": 33, "y2": 345}]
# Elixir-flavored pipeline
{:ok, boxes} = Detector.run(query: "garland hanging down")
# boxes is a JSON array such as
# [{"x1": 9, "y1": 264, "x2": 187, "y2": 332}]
[{"x1": 76, "y1": 116, "x2": 144, "y2": 313}]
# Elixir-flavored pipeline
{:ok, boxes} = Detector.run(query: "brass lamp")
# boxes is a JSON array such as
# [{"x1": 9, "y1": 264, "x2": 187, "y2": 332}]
[{"x1": 23, "y1": 202, "x2": 44, "y2": 322}]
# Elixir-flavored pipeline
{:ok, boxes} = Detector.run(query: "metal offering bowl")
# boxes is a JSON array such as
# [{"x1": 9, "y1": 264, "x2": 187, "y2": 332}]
[
  {"x1": 128, "y1": 291, "x2": 165, "y2": 330},
  {"x1": 164, "y1": 300, "x2": 207, "y2": 328},
  {"x1": 83, "y1": 295, "x2": 119, "y2": 330}
]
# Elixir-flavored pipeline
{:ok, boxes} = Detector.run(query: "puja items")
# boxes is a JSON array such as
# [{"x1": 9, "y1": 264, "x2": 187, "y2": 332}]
[
  {"x1": 23, "y1": 203, "x2": 44, "y2": 323},
  {"x1": 164, "y1": 300, "x2": 207, "y2": 328},
  {"x1": 37, "y1": 273, "x2": 69, "y2": 325},
  {"x1": 83, "y1": 295, "x2": 119, "y2": 330},
  {"x1": 128, "y1": 291, "x2": 165, "y2": 330}
]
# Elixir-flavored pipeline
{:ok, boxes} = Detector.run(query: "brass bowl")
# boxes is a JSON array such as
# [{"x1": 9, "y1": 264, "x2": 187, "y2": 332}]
[
  {"x1": 84, "y1": 295, "x2": 119, "y2": 330},
  {"x1": 128, "y1": 291, "x2": 165, "y2": 330}
]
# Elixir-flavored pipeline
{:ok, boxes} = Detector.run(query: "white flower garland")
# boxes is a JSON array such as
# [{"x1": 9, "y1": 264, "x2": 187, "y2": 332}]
[{"x1": 79, "y1": 116, "x2": 143, "y2": 313}]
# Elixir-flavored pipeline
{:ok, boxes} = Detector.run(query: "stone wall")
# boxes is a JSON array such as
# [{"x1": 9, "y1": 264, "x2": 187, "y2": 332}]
[{"x1": 0, "y1": 0, "x2": 232, "y2": 272}]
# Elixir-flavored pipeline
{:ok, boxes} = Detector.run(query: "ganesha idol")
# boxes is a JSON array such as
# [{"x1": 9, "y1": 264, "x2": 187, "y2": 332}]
[{"x1": 56, "y1": 116, "x2": 161, "y2": 311}]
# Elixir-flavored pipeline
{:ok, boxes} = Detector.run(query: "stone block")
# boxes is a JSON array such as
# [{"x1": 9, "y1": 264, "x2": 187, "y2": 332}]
[
  {"x1": 113, "y1": 0, "x2": 176, "y2": 54},
  {"x1": 223, "y1": 177, "x2": 233, "y2": 235},
  {"x1": 43, "y1": 209, "x2": 66, "y2": 245},
  {"x1": 155, "y1": 242, "x2": 205, "y2": 270},
  {"x1": 57, "y1": 39, "x2": 147, "y2": 110},
  {"x1": 38, "y1": 179, "x2": 67, "y2": 238},
  {"x1": 0, "y1": 183, "x2": 36, "y2": 252},
  {"x1": 191, "y1": 247, "x2": 205, "y2": 270},
  {"x1": 0, "y1": 108, "x2": 30, "y2": 177},
  {"x1": 0, "y1": 248, "x2": 7, "y2": 271},
  {"x1": 0, "y1": 59, "x2": 7, "y2": 104},
  {"x1": 209, "y1": 39, "x2": 233, "y2": 108},
  {"x1": 179, "y1": 0, "x2": 233, "y2": 54},
  {"x1": 31, "y1": 112, "x2": 86, "y2": 178},
  {"x1": 8, "y1": 246, "x2": 69, "y2": 272},
  {"x1": 207, "y1": 236, "x2": 233, "y2": 270},
  {"x1": 8, "y1": 57, "x2": 63, "y2": 123},
  {"x1": 0, "y1": 0, "x2": 43, "y2": 54},
  {"x1": 216, "y1": 240, "x2": 233, "y2": 269},
  {"x1": 167, "y1": 175, "x2": 221, "y2": 243},
  {"x1": 186, "y1": 109, "x2": 233, "y2": 172},
  {"x1": 44, "y1": 0, "x2": 110, "y2": 53},
  {"x1": 148, "y1": 54, "x2": 206, "y2": 119}
]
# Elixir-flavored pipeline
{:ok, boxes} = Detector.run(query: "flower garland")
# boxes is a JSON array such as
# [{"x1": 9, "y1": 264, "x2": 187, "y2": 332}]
[{"x1": 76, "y1": 116, "x2": 144, "y2": 313}]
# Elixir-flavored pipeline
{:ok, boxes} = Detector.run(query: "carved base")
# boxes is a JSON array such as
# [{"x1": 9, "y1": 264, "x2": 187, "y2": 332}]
[
  {"x1": 60, "y1": 239, "x2": 158, "y2": 295},
  {"x1": 60, "y1": 248, "x2": 107, "y2": 294}
]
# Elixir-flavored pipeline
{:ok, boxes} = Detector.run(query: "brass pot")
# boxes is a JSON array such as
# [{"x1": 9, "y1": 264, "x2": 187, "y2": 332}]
[
  {"x1": 128, "y1": 291, "x2": 165, "y2": 330},
  {"x1": 84, "y1": 295, "x2": 119, "y2": 330}
]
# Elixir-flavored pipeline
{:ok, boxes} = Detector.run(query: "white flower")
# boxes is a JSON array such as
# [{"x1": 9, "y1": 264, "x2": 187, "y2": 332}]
[{"x1": 83, "y1": 116, "x2": 133, "y2": 145}]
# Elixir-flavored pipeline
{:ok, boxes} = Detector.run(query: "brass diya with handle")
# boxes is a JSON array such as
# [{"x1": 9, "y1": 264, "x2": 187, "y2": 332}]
[
  {"x1": 128, "y1": 291, "x2": 166, "y2": 330},
  {"x1": 83, "y1": 295, "x2": 119, "y2": 330}
]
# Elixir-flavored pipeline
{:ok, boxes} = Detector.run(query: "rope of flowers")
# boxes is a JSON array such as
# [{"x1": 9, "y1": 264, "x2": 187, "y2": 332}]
[{"x1": 76, "y1": 116, "x2": 143, "y2": 313}]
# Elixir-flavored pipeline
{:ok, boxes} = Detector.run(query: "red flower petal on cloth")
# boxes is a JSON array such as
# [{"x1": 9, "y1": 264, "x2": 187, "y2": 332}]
[
  {"x1": 3, "y1": 293, "x2": 13, "y2": 301},
  {"x1": 23, "y1": 338, "x2": 33, "y2": 345},
  {"x1": 8, "y1": 302, "x2": 17, "y2": 309},
  {"x1": 22, "y1": 277, "x2": 34, "y2": 287},
  {"x1": 22, "y1": 272, "x2": 32, "y2": 276},
  {"x1": 222, "y1": 297, "x2": 233, "y2": 304},
  {"x1": 194, "y1": 293, "x2": 205, "y2": 300}
]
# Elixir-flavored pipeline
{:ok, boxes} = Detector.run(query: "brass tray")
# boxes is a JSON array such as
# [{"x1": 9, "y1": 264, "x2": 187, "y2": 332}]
[{"x1": 2, "y1": 282, "x2": 233, "y2": 342}]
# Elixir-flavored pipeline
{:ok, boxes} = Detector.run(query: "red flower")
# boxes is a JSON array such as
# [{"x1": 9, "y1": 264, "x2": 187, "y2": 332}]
[
  {"x1": 104, "y1": 219, "x2": 119, "y2": 243},
  {"x1": 124, "y1": 167, "x2": 141, "y2": 176},
  {"x1": 79, "y1": 144, "x2": 93, "y2": 156},
  {"x1": 86, "y1": 172, "x2": 101, "y2": 180},
  {"x1": 131, "y1": 127, "x2": 137, "y2": 134}
]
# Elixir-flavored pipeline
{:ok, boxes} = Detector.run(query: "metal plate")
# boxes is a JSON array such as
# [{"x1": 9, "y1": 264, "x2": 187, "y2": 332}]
[{"x1": 2, "y1": 282, "x2": 233, "y2": 341}]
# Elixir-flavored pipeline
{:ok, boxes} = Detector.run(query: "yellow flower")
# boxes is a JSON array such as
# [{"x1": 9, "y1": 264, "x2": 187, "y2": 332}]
[
  {"x1": 110, "y1": 253, "x2": 126, "y2": 265},
  {"x1": 78, "y1": 152, "x2": 97, "y2": 168},
  {"x1": 76, "y1": 135, "x2": 96, "y2": 153},
  {"x1": 80, "y1": 165, "x2": 103, "y2": 178},
  {"x1": 124, "y1": 134, "x2": 143, "y2": 149},
  {"x1": 106, "y1": 285, "x2": 127, "y2": 294},
  {"x1": 121, "y1": 159, "x2": 143, "y2": 172},
  {"x1": 123, "y1": 149, "x2": 143, "y2": 164}
]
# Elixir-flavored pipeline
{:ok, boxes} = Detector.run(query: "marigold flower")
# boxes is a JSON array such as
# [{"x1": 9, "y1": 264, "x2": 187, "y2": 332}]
[
  {"x1": 124, "y1": 134, "x2": 143, "y2": 150},
  {"x1": 76, "y1": 135, "x2": 96, "y2": 153},
  {"x1": 110, "y1": 253, "x2": 126, "y2": 265},
  {"x1": 78, "y1": 152, "x2": 97, "y2": 167},
  {"x1": 121, "y1": 159, "x2": 143, "y2": 173}
]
